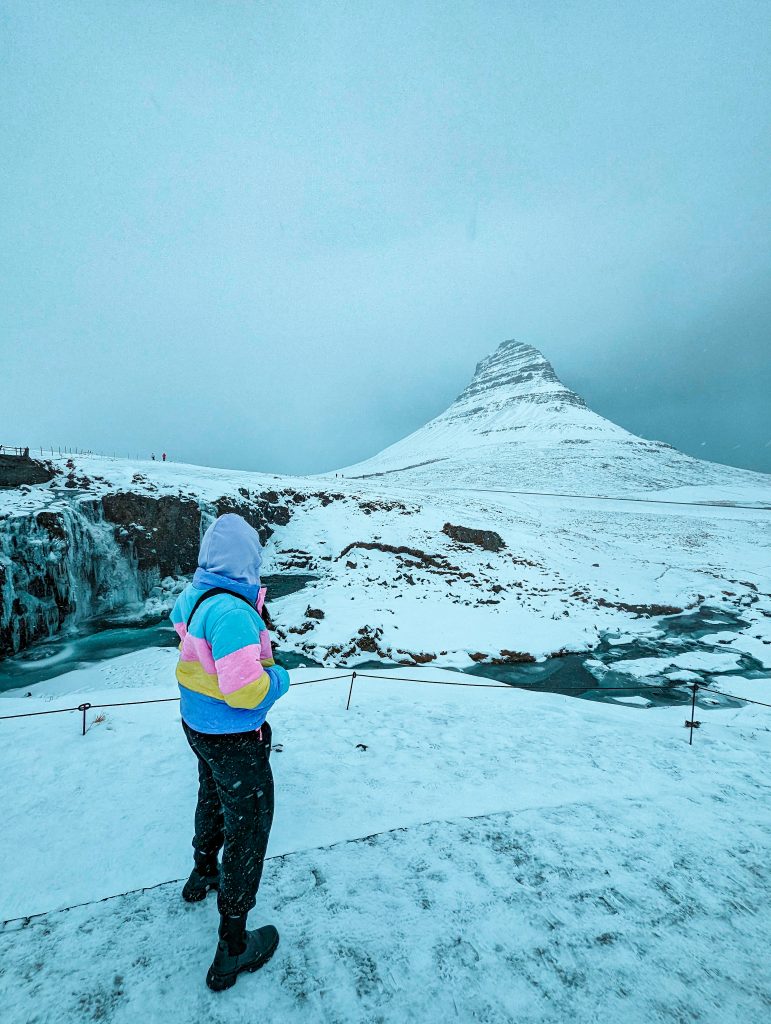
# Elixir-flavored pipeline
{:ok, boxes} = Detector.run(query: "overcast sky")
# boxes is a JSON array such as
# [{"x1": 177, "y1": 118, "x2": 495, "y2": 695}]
[{"x1": 2, "y1": 0, "x2": 769, "y2": 476}]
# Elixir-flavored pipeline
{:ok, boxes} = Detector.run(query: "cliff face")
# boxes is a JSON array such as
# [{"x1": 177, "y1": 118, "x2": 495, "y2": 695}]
[
  {"x1": 0, "y1": 454, "x2": 54, "y2": 489},
  {"x1": 0, "y1": 499, "x2": 143, "y2": 656},
  {"x1": 0, "y1": 485, "x2": 301, "y2": 658}
]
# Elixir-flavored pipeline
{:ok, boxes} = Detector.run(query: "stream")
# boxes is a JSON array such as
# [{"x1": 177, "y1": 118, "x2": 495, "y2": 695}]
[
  {"x1": 0, "y1": 575, "x2": 317, "y2": 692},
  {"x1": 0, "y1": 589, "x2": 764, "y2": 711}
]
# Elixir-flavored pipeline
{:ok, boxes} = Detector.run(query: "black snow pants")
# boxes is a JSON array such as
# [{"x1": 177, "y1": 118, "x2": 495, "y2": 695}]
[{"x1": 182, "y1": 720, "x2": 275, "y2": 917}]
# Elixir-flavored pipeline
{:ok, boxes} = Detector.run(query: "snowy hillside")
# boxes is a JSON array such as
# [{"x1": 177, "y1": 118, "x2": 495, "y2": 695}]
[
  {"x1": 2, "y1": 449, "x2": 769, "y2": 676},
  {"x1": 1, "y1": 337, "x2": 770, "y2": 670},
  {"x1": 336, "y1": 340, "x2": 771, "y2": 501},
  {"x1": 2, "y1": 341, "x2": 770, "y2": 1022}
]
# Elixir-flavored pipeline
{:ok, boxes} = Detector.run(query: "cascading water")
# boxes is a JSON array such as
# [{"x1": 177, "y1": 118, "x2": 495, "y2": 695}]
[
  {"x1": 0, "y1": 482, "x2": 300, "y2": 661},
  {"x1": 0, "y1": 497, "x2": 144, "y2": 657}
]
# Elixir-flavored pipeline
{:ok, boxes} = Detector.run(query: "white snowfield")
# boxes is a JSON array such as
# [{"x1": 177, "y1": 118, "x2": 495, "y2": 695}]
[
  {"x1": 5, "y1": 447, "x2": 768, "y2": 672},
  {"x1": 1, "y1": 657, "x2": 770, "y2": 1022}
]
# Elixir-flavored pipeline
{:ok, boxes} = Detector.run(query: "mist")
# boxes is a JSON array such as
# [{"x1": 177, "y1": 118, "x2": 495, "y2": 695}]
[{"x1": 1, "y1": 0, "x2": 769, "y2": 476}]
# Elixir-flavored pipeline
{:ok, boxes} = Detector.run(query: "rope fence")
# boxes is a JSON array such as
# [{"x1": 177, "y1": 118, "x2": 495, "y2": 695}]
[
  {"x1": 0, "y1": 669, "x2": 768, "y2": 930},
  {"x1": 1, "y1": 669, "x2": 768, "y2": 745}
]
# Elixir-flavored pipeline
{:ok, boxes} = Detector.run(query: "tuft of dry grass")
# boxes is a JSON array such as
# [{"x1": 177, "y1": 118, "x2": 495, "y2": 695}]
[{"x1": 92, "y1": 713, "x2": 106, "y2": 725}]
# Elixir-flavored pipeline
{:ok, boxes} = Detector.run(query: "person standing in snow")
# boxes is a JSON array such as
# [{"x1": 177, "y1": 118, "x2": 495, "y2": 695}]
[
  {"x1": 170, "y1": 514, "x2": 290, "y2": 991},
  {"x1": 162, "y1": 452, "x2": 167, "y2": 461}
]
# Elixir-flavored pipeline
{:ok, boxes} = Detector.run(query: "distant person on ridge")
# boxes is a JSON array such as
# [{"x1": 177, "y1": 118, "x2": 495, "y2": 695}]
[
  {"x1": 170, "y1": 513, "x2": 290, "y2": 991},
  {"x1": 162, "y1": 452, "x2": 167, "y2": 461}
]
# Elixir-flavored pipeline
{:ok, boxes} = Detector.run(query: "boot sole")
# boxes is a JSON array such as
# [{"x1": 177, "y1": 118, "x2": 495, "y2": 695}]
[{"x1": 206, "y1": 933, "x2": 280, "y2": 992}]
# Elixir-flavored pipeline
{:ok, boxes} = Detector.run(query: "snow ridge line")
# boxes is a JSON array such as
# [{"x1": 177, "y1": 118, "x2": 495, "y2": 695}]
[
  {"x1": 438, "y1": 486, "x2": 771, "y2": 512},
  {"x1": 0, "y1": 805, "x2": 597, "y2": 931}
]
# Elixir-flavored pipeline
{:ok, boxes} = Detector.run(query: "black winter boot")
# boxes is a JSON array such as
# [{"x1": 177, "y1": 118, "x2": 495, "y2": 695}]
[
  {"x1": 206, "y1": 913, "x2": 279, "y2": 992},
  {"x1": 182, "y1": 857, "x2": 220, "y2": 903}
]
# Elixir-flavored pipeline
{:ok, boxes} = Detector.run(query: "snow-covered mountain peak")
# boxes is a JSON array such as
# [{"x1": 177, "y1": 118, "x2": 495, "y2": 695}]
[
  {"x1": 383, "y1": 337, "x2": 630, "y2": 456},
  {"x1": 440, "y1": 338, "x2": 607, "y2": 438},
  {"x1": 458, "y1": 338, "x2": 587, "y2": 411},
  {"x1": 337, "y1": 338, "x2": 636, "y2": 483},
  {"x1": 335, "y1": 337, "x2": 771, "y2": 497}
]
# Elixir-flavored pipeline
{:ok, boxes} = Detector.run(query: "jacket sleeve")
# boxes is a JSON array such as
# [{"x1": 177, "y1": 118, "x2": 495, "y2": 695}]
[
  {"x1": 209, "y1": 606, "x2": 290, "y2": 711},
  {"x1": 169, "y1": 594, "x2": 186, "y2": 640}
]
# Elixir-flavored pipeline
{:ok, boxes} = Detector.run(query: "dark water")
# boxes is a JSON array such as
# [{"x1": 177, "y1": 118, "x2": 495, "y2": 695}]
[
  {"x1": 1, "y1": 590, "x2": 763, "y2": 711},
  {"x1": 462, "y1": 605, "x2": 762, "y2": 710},
  {"x1": 350, "y1": 606, "x2": 763, "y2": 710},
  {"x1": 0, "y1": 575, "x2": 317, "y2": 692}
]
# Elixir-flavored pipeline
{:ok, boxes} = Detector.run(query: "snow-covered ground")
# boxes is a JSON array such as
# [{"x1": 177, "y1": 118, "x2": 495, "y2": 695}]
[
  {"x1": 3, "y1": 454, "x2": 767, "y2": 673},
  {"x1": 1, "y1": 652, "x2": 770, "y2": 1022}
]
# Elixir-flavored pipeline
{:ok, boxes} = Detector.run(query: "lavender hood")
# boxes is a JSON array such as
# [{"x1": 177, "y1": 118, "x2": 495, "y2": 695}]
[{"x1": 192, "y1": 514, "x2": 263, "y2": 604}]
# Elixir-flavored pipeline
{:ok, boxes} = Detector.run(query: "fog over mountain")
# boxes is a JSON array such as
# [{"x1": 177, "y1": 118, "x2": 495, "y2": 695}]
[{"x1": 1, "y1": 2, "x2": 769, "y2": 475}]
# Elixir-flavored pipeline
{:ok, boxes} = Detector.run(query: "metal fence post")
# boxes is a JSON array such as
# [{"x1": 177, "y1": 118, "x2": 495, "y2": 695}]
[
  {"x1": 78, "y1": 703, "x2": 92, "y2": 736},
  {"x1": 346, "y1": 671, "x2": 357, "y2": 711},
  {"x1": 686, "y1": 684, "x2": 700, "y2": 745}
]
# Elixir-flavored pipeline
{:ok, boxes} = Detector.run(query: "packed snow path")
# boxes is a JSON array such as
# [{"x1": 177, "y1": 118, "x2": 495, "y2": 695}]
[
  {"x1": 3, "y1": 799, "x2": 769, "y2": 1024},
  {"x1": 1, "y1": 659, "x2": 770, "y2": 1022}
]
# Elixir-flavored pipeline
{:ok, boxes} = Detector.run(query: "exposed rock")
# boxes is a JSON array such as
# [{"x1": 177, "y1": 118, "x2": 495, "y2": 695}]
[
  {"x1": 214, "y1": 493, "x2": 293, "y2": 545},
  {"x1": 355, "y1": 625, "x2": 385, "y2": 656},
  {"x1": 306, "y1": 607, "x2": 325, "y2": 620},
  {"x1": 339, "y1": 541, "x2": 456, "y2": 573},
  {"x1": 594, "y1": 597, "x2": 683, "y2": 617},
  {"x1": 35, "y1": 510, "x2": 67, "y2": 541},
  {"x1": 491, "y1": 650, "x2": 536, "y2": 665},
  {"x1": 2, "y1": 455, "x2": 53, "y2": 489},
  {"x1": 287, "y1": 620, "x2": 314, "y2": 635},
  {"x1": 102, "y1": 492, "x2": 201, "y2": 576},
  {"x1": 0, "y1": 454, "x2": 55, "y2": 489},
  {"x1": 442, "y1": 523, "x2": 506, "y2": 553},
  {"x1": 398, "y1": 651, "x2": 436, "y2": 665}
]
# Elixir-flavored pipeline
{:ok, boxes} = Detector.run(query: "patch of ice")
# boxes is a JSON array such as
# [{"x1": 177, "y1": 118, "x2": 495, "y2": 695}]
[
  {"x1": 665, "y1": 670, "x2": 702, "y2": 683},
  {"x1": 609, "y1": 657, "x2": 672, "y2": 679},
  {"x1": 669, "y1": 651, "x2": 742, "y2": 673}
]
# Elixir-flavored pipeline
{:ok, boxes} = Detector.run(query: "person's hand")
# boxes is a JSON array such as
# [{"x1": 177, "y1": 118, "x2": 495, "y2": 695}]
[{"x1": 273, "y1": 665, "x2": 290, "y2": 698}]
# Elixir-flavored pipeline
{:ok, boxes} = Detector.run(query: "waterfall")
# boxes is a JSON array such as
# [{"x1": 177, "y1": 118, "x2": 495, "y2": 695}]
[{"x1": 0, "y1": 496, "x2": 144, "y2": 657}]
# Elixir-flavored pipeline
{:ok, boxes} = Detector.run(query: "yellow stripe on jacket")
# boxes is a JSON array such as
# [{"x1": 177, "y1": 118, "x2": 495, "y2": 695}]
[{"x1": 176, "y1": 660, "x2": 271, "y2": 710}]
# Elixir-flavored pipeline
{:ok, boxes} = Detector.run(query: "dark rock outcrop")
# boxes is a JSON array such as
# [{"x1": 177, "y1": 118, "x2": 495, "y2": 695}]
[
  {"x1": 101, "y1": 492, "x2": 202, "y2": 576},
  {"x1": 0, "y1": 454, "x2": 54, "y2": 489},
  {"x1": 214, "y1": 493, "x2": 294, "y2": 545},
  {"x1": 442, "y1": 523, "x2": 506, "y2": 553},
  {"x1": 338, "y1": 541, "x2": 455, "y2": 573}
]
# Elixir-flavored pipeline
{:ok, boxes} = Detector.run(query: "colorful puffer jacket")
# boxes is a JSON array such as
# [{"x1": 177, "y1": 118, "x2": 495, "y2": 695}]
[{"x1": 170, "y1": 514, "x2": 290, "y2": 734}]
